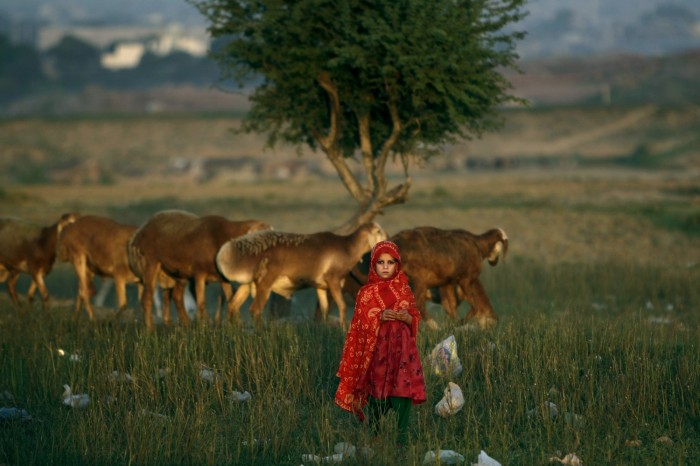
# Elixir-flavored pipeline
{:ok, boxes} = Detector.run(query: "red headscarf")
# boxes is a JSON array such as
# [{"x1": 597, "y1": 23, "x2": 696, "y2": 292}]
[{"x1": 335, "y1": 240, "x2": 421, "y2": 417}]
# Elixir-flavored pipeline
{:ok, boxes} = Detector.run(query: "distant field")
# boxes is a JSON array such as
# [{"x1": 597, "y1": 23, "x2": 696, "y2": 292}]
[{"x1": 1, "y1": 106, "x2": 699, "y2": 274}]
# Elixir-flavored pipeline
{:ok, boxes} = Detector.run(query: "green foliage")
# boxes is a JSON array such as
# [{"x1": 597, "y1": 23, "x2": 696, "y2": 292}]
[
  {"x1": 45, "y1": 35, "x2": 104, "y2": 90},
  {"x1": 191, "y1": 0, "x2": 527, "y2": 159},
  {"x1": 0, "y1": 33, "x2": 45, "y2": 102},
  {"x1": 1, "y1": 261, "x2": 698, "y2": 465}
]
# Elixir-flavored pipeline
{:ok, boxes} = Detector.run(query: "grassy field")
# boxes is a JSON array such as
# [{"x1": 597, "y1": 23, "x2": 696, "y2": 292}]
[
  {"x1": 1, "y1": 260, "x2": 698, "y2": 465},
  {"x1": 0, "y1": 107, "x2": 699, "y2": 464}
]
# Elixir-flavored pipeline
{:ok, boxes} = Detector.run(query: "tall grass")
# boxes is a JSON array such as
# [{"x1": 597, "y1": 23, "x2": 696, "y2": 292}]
[{"x1": 1, "y1": 261, "x2": 698, "y2": 465}]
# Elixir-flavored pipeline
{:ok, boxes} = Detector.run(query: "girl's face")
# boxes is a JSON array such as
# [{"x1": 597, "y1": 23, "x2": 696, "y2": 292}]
[{"x1": 374, "y1": 252, "x2": 398, "y2": 279}]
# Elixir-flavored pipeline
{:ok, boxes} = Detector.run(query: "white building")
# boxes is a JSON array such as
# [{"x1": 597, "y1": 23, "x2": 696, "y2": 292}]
[{"x1": 38, "y1": 24, "x2": 210, "y2": 69}]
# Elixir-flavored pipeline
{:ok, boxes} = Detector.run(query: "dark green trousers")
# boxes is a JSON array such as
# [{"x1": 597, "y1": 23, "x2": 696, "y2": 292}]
[{"x1": 366, "y1": 395, "x2": 412, "y2": 445}]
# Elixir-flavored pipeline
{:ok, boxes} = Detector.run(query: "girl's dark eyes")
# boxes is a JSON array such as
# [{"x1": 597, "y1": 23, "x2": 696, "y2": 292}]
[{"x1": 377, "y1": 260, "x2": 396, "y2": 265}]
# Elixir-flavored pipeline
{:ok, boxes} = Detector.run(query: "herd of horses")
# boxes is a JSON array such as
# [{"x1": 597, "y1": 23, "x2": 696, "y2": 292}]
[{"x1": 0, "y1": 211, "x2": 508, "y2": 331}]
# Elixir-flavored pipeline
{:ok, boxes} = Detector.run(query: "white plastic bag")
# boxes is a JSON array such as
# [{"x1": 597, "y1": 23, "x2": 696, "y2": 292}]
[
  {"x1": 473, "y1": 450, "x2": 502, "y2": 466},
  {"x1": 429, "y1": 335, "x2": 463, "y2": 377},
  {"x1": 435, "y1": 381, "x2": 465, "y2": 417},
  {"x1": 424, "y1": 450, "x2": 465, "y2": 465}
]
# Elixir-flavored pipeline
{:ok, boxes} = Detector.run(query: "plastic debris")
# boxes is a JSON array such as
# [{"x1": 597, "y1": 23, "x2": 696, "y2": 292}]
[
  {"x1": 549, "y1": 453, "x2": 582, "y2": 465},
  {"x1": 302, "y1": 443, "x2": 371, "y2": 465},
  {"x1": 472, "y1": 450, "x2": 502, "y2": 466},
  {"x1": 528, "y1": 401, "x2": 558, "y2": 420},
  {"x1": 242, "y1": 438, "x2": 270, "y2": 446},
  {"x1": 333, "y1": 442, "x2": 356, "y2": 457},
  {"x1": 428, "y1": 335, "x2": 463, "y2": 377},
  {"x1": 424, "y1": 450, "x2": 465, "y2": 465},
  {"x1": 229, "y1": 390, "x2": 252, "y2": 402},
  {"x1": 62, "y1": 385, "x2": 89, "y2": 409},
  {"x1": 0, "y1": 407, "x2": 32, "y2": 421},
  {"x1": 57, "y1": 348, "x2": 81, "y2": 362},
  {"x1": 321, "y1": 453, "x2": 344, "y2": 463},
  {"x1": 301, "y1": 453, "x2": 321, "y2": 463},
  {"x1": 435, "y1": 382, "x2": 465, "y2": 417},
  {"x1": 140, "y1": 409, "x2": 169, "y2": 419},
  {"x1": 109, "y1": 371, "x2": 134, "y2": 383},
  {"x1": 199, "y1": 364, "x2": 220, "y2": 383}
]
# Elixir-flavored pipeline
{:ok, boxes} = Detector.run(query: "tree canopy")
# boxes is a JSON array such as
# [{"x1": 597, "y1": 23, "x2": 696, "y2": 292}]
[{"x1": 191, "y1": 0, "x2": 527, "y2": 232}]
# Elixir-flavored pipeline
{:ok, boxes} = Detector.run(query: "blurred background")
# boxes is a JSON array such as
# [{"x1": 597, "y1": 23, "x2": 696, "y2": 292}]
[
  {"x1": 1, "y1": 0, "x2": 699, "y2": 114},
  {"x1": 1, "y1": 0, "x2": 699, "y2": 312}
]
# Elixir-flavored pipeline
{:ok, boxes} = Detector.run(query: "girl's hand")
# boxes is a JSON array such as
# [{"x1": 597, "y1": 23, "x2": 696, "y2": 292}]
[
  {"x1": 395, "y1": 309, "x2": 412, "y2": 326},
  {"x1": 381, "y1": 309, "x2": 412, "y2": 326}
]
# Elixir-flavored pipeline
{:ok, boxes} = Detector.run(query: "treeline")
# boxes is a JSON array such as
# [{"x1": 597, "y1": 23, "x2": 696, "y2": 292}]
[{"x1": 0, "y1": 33, "x2": 221, "y2": 104}]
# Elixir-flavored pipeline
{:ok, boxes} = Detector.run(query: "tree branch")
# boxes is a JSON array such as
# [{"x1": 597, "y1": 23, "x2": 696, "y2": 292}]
[
  {"x1": 357, "y1": 112, "x2": 376, "y2": 195},
  {"x1": 316, "y1": 71, "x2": 339, "y2": 151},
  {"x1": 316, "y1": 72, "x2": 367, "y2": 204},
  {"x1": 376, "y1": 98, "x2": 403, "y2": 193}
]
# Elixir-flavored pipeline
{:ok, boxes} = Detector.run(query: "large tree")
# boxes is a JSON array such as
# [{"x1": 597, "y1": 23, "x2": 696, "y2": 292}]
[{"x1": 191, "y1": 0, "x2": 527, "y2": 232}]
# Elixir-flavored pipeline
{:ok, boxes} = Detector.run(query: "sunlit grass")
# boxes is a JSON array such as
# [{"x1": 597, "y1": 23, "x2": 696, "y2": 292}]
[{"x1": 1, "y1": 261, "x2": 698, "y2": 465}]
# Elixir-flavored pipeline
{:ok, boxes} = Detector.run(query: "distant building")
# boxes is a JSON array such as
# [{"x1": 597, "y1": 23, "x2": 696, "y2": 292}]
[{"x1": 38, "y1": 24, "x2": 209, "y2": 69}]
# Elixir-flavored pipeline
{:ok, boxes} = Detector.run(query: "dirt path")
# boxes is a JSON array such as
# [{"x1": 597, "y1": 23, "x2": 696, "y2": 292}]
[{"x1": 538, "y1": 106, "x2": 657, "y2": 155}]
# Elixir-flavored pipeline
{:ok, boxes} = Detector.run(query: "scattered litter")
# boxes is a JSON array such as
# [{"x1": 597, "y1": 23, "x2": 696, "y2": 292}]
[
  {"x1": 549, "y1": 453, "x2": 582, "y2": 465},
  {"x1": 62, "y1": 385, "x2": 89, "y2": 409},
  {"x1": 140, "y1": 409, "x2": 169, "y2": 419},
  {"x1": 472, "y1": 450, "x2": 501, "y2": 466},
  {"x1": 645, "y1": 300, "x2": 654, "y2": 310},
  {"x1": 302, "y1": 443, "x2": 371, "y2": 465},
  {"x1": 648, "y1": 316, "x2": 672, "y2": 325},
  {"x1": 624, "y1": 439, "x2": 642, "y2": 447},
  {"x1": 528, "y1": 401, "x2": 558, "y2": 420},
  {"x1": 428, "y1": 335, "x2": 463, "y2": 377},
  {"x1": 424, "y1": 450, "x2": 465, "y2": 465},
  {"x1": 242, "y1": 438, "x2": 270, "y2": 446},
  {"x1": 0, "y1": 407, "x2": 32, "y2": 421},
  {"x1": 229, "y1": 390, "x2": 252, "y2": 402},
  {"x1": 301, "y1": 453, "x2": 321, "y2": 463},
  {"x1": 435, "y1": 382, "x2": 465, "y2": 417},
  {"x1": 321, "y1": 453, "x2": 344, "y2": 463},
  {"x1": 109, "y1": 371, "x2": 134, "y2": 383},
  {"x1": 656, "y1": 435, "x2": 673, "y2": 445},
  {"x1": 199, "y1": 364, "x2": 220, "y2": 383},
  {"x1": 57, "y1": 348, "x2": 81, "y2": 362},
  {"x1": 333, "y1": 442, "x2": 355, "y2": 457}
]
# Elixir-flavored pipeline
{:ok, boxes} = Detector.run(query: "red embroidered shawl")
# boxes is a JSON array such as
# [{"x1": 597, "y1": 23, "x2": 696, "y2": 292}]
[{"x1": 335, "y1": 240, "x2": 421, "y2": 417}]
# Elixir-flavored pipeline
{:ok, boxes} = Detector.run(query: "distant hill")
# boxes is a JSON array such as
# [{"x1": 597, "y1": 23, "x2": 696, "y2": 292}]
[{"x1": 507, "y1": 48, "x2": 700, "y2": 106}]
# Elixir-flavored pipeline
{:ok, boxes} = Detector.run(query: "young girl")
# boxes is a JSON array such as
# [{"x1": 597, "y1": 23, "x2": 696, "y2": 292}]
[{"x1": 335, "y1": 240, "x2": 426, "y2": 444}]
